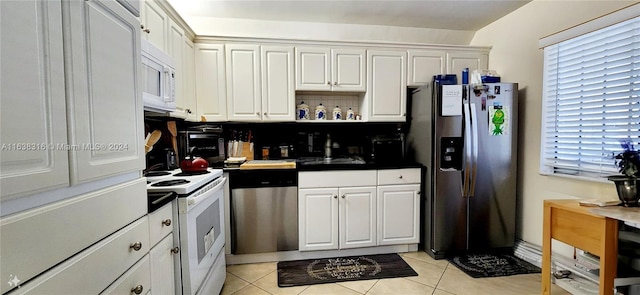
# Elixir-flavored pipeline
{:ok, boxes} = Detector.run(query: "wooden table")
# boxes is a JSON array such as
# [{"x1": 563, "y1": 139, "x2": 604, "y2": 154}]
[{"x1": 542, "y1": 200, "x2": 619, "y2": 294}]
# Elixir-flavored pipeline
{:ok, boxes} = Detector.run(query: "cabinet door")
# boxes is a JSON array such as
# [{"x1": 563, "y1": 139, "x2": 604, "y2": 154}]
[
  {"x1": 295, "y1": 47, "x2": 331, "y2": 91},
  {"x1": 367, "y1": 50, "x2": 407, "y2": 122},
  {"x1": 332, "y1": 49, "x2": 366, "y2": 92},
  {"x1": 0, "y1": 0, "x2": 69, "y2": 201},
  {"x1": 261, "y1": 46, "x2": 295, "y2": 121},
  {"x1": 447, "y1": 51, "x2": 488, "y2": 84},
  {"x1": 140, "y1": 0, "x2": 167, "y2": 51},
  {"x1": 226, "y1": 44, "x2": 261, "y2": 121},
  {"x1": 377, "y1": 184, "x2": 420, "y2": 245},
  {"x1": 167, "y1": 18, "x2": 186, "y2": 119},
  {"x1": 150, "y1": 234, "x2": 176, "y2": 295},
  {"x1": 182, "y1": 37, "x2": 198, "y2": 121},
  {"x1": 339, "y1": 186, "x2": 377, "y2": 249},
  {"x1": 408, "y1": 50, "x2": 446, "y2": 86},
  {"x1": 65, "y1": 0, "x2": 144, "y2": 184},
  {"x1": 195, "y1": 43, "x2": 227, "y2": 121},
  {"x1": 299, "y1": 188, "x2": 339, "y2": 251}
]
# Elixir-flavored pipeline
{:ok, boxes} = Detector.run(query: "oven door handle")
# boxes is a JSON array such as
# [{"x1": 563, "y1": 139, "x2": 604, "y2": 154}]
[{"x1": 186, "y1": 177, "x2": 227, "y2": 209}]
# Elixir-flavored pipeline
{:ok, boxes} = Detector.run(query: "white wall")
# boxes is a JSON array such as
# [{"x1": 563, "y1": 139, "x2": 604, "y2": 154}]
[
  {"x1": 186, "y1": 16, "x2": 476, "y2": 45},
  {"x1": 470, "y1": 0, "x2": 637, "y2": 248}
]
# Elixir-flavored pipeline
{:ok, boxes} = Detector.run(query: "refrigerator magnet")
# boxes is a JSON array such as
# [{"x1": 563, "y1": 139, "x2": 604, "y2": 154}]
[{"x1": 489, "y1": 105, "x2": 509, "y2": 136}]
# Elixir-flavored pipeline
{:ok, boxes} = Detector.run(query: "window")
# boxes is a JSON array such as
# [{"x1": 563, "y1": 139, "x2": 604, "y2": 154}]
[{"x1": 540, "y1": 16, "x2": 640, "y2": 180}]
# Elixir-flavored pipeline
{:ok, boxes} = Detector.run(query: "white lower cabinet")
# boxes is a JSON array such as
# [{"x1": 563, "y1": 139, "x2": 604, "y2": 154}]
[
  {"x1": 298, "y1": 169, "x2": 421, "y2": 252},
  {"x1": 377, "y1": 184, "x2": 420, "y2": 245},
  {"x1": 148, "y1": 201, "x2": 178, "y2": 295},
  {"x1": 101, "y1": 254, "x2": 151, "y2": 295},
  {"x1": 298, "y1": 186, "x2": 376, "y2": 251},
  {"x1": 10, "y1": 216, "x2": 150, "y2": 294},
  {"x1": 298, "y1": 170, "x2": 377, "y2": 251},
  {"x1": 377, "y1": 168, "x2": 421, "y2": 245},
  {"x1": 339, "y1": 186, "x2": 377, "y2": 249},
  {"x1": 149, "y1": 234, "x2": 177, "y2": 295}
]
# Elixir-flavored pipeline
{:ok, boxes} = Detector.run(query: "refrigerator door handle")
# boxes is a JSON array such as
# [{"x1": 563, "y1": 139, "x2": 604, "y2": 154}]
[
  {"x1": 469, "y1": 103, "x2": 479, "y2": 197},
  {"x1": 462, "y1": 102, "x2": 472, "y2": 198}
]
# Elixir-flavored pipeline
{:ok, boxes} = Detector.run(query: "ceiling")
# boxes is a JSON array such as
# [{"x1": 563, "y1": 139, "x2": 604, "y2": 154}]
[{"x1": 168, "y1": 0, "x2": 532, "y2": 32}]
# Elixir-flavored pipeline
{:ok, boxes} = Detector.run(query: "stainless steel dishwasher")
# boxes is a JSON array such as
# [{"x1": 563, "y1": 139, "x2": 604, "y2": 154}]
[{"x1": 229, "y1": 170, "x2": 298, "y2": 254}]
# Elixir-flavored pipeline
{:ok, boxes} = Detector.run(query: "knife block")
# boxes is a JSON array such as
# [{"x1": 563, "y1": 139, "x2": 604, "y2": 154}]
[{"x1": 240, "y1": 141, "x2": 254, "y2": 160}]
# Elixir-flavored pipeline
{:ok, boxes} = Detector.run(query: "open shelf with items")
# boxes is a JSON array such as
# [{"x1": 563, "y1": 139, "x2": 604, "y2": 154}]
[{"x1": 295, "y1": 93, "x2": 365, "y2": 122}]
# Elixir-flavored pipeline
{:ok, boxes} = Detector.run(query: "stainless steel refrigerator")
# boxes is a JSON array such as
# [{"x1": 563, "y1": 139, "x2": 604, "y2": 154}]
[{"x1": 407, "y1": 79, "x2": 518, "y2": 259}]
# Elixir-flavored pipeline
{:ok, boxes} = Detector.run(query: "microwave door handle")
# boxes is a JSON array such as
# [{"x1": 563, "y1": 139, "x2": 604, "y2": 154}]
[
  {"x1": 469, "y1": 103, "x2": 479, "y2": 198},
  {"x1": 163, "y1": 67, "x2": 174, "y2": 102}
]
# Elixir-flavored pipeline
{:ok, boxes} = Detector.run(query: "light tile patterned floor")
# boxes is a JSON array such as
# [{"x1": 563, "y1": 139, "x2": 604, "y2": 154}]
[{"x1": 222, "y1": 251, "x2": 572, "y2": 295}]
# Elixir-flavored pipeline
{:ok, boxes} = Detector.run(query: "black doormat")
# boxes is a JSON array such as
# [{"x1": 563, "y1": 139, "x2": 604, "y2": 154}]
[
  {"x1": 448, "y1": 253, "x2": 541, "y2": 278},
  {"x1": 277, "y1": 253, "x2": 418, "y2": 287}
]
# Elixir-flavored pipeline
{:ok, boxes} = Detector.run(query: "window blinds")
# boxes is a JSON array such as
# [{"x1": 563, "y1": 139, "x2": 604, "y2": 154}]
[{"x1": 540, "y1": 16, "x2": 640, "y2": 179}]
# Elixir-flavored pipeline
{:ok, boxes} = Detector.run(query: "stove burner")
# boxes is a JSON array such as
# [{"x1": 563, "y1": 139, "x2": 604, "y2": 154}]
[
  {"x1": 145, "y1": 171, "x2": 172, "y2": 177},
  {"x1": 151, "y1": 179, "x2": 190, "y2": 187},
  {"x1": 174, "y1": 170, "x2": 210, "y2": 177}
]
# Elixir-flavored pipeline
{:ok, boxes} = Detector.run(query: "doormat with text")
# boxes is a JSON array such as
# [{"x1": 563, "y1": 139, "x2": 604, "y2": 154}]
[
  {"x1": 277, "y1": 253, "x2": 418, "y2": 287},
  {"x1": 448, "y1": 253, "x2": 540, "y2": 278}
]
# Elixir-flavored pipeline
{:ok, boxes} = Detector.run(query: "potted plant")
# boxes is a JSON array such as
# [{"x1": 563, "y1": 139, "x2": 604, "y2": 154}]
[{"x1": 608, "y1": 140, "x2": 640, "y2": 207}]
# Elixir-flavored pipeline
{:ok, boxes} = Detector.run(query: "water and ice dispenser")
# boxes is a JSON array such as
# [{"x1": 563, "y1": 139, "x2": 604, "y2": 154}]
[{"x1": 440, "y1": 137, "x2": 463, "y2": 170}]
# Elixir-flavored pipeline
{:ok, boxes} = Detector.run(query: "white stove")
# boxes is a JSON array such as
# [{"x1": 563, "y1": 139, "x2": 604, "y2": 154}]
[
  {"x1": 146, "y1": 168, "x2": 227, "y2": 295},
  {"x1": 146, "y1": 168, "x2": 223, "y2": 195}
]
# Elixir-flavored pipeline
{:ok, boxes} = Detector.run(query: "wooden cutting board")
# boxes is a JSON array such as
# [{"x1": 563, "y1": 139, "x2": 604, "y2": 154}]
[{"x1": 239, "y1": 160, "x2": 296, "y2": 170}]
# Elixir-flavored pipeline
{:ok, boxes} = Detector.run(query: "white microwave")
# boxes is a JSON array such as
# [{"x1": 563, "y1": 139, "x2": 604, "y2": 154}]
[{"x1": 141, "y1": 39, "x2": 176, "y2": 113}]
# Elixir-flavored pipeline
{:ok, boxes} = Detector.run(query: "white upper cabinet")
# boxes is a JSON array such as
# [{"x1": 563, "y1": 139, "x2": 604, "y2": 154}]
[
  {"x1": 140, "y1": 0, "x2": 167, "y2": 51},
  {"x1": 195, "y1": 43, "x2": 226, "y2": 122},
  {"x1": 167, "y1": 18, "x2": 187, "y2": 119},
  {"x1": 295, "y1": 47, "x2": 365, "y2": 91},
  {"x1": 261, "y1": 46, "x2": 295, "y2": 121},
  {"x1": 366, "y1": 50, "x2": 407, "y2": 122},
  {"x1": 65, "y1": 0, "x2": 144, "y2": 184},
  {"x1": 447, "y1": 51, "x2": 489, "y2": 83},
  {"x1": 226, "y1": 44, "x2": 262, "y2": 121},
  {"x1": 408, "y1": 50, "x2": 446, "y2": 87},
  {"x1": 182, "y1": 38, "x2": 198, "y2": 121},
  {"x1": 0, "y1": 0, "x2": 70, "y2": 201},
  {"x1": 332, "y1": 49, "x2": 366, "y2": 91}
]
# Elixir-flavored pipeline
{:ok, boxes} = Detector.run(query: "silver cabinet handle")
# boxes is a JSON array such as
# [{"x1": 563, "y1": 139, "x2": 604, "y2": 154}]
[
  {"x1": 264, "y1": 112, "x2": 267, "y2": 116},
  {"x1": 131, "y1": 285, "x2": 143, "y2": 294},
  {"x1": 171, "y1": 247, "x2": 180, "y2": 254},
  {"x1": 417, "y1": 191, "x2": 421, "y2": 195},
  {"x1": 333, "y1": 82, "x2": 338, "y2": 85},
  {"x1": 129, "y1": 242, "x2": 142, "y2": 251},
  {"x1": 143, "y1": 29, "x2": 150, "y2": 34},
  {"x1": 341, "y1": 195, "x2": 346, "y2": 199},
  {"x1": 256, "y1": 112, "x2": 260, "y2": 116},
  {"x1": 162, "y1": 219, "x2": 171, "y2": 226},
  {"x1": 333, "y1": 195, "x2": 337, "y2": 199},
  {"x1": 140, "y1": 24, "x2": 145, "y2": 29},
  {"x1": 327, "y1": 81, "x2": 331, "y2": 85},
  {"x1": 186, "y1": 109, "x2": 192, "y2": 114},
  {"x1": 399, "y1": 175, "x2": 403, "y2": 179}
]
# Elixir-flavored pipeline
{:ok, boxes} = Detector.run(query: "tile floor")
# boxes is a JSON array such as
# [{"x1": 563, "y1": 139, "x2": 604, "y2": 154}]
[{"x1": 221, "y1": 251, "x2": 571, "y2": 295}]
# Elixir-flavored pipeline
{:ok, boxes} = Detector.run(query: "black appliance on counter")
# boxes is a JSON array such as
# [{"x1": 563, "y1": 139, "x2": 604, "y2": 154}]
[{"x1": 178, "y1": 125, "x2": 225, "y2": 166}]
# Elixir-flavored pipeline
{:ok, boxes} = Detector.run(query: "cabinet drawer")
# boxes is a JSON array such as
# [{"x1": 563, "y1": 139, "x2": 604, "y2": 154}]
[
  {"x1": 149, "y1": 201, "x2": 174, "y2": 246},
  {"x1": 11, "y1": 216, "x2": 150, "y2": 294},
  {"x1": 1, "y1": 179, "x2": 147, "y2": 294},
  {"x1": 101, "y1": 254, "x2": 151, "y2": 295},
  {"x1": 377, "y1": 168, "x2": 421, "y2": 185},
  {"x1": 299, "y1": 170, "x2": 377, "y2": 188}
]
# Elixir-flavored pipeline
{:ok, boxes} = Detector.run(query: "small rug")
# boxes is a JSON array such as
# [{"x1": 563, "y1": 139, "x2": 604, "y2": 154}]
[
  {"x1": 448, "y1": 253, "x2": 541, "y2": 278},
  {"x1": 277, "y1": 253, "x2": 418, "y2": 287}
]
